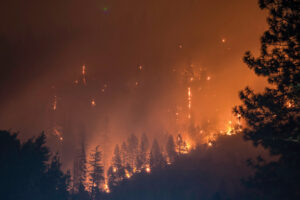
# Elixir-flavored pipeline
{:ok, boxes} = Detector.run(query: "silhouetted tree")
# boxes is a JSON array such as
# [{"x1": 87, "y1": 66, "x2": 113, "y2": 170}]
[
  {"x1": 150, "y1": 139, "x2": 166, "y2": 169},
  {"x1": 0, "y1": 130, "x2": 70, "y2": 200},
  {"x1": 42, "y1": 154, "x2": 71, "y2": 200},
  {"x1": 89, "y1": 145, "x2": 104, "y2": 200},
  {"x1": 234, "y1": 0, "x2": 300, "y2": 199},
  {"x1": 73, "y1": 139, "x2": 87, "y2": 192},
  {"x1": 136, "y1": 133, "x2": 149, "y2": 170},
  {"x1": 107, "y1": 144, "x2": 126, "y2": 188},
  {"x1": 127, "y1": 133, "x2": 139, "y2": 171},
  {"x1": 166, "y1": 135, "x2": 177, "y2": 163},
  {"x1": 120, "y1": 142, "x2": 128, "y2": 167}
]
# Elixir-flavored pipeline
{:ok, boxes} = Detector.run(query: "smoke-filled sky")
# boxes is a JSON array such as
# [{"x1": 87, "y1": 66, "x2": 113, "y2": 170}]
[{"x1": 0, "y1": 0, "x2": 268, "y2": 169}]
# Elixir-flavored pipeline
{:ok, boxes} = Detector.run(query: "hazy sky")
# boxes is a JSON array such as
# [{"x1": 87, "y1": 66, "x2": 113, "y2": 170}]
[{"x1": 0, "y1": 0, "x2": 268, "y2": 169}]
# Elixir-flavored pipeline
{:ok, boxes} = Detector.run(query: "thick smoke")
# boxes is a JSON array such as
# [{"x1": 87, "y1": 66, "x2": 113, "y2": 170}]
[{"x1": 0, "y1": 0, "x2": 267, "y2": 170}]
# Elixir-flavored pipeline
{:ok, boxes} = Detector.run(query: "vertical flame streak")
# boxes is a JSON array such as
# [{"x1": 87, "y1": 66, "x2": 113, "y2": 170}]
[
  {"x1": 53, "y1": 95, "x2": 57, "y2": 111},
  {"x1": 82, "y1": 65, "x2": 87, "y2": 85},
  {"x1": 188, "y1": 87, "x2": 192, "y2": 118}
]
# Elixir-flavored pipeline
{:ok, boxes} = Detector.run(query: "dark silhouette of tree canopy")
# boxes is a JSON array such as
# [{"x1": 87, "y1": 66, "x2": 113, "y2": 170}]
[
  {"x1": 0, "y1": 130, "x2": 70, "y2": 200},
  {"x1": 234, "y1": 0, "x2": 300, "y2": 199}
]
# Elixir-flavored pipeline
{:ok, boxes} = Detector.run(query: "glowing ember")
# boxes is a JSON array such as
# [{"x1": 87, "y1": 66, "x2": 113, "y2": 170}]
[
  {"x1": 91, "y1": 99, "x2": 96, "y2": 107},
  {"x1": 208, "y1": 142, "x2": 213, "y2": 147},
  {"x1": 82, "y1": 65, "x2": 87, "y2": 85},
  {"x1": 221, "y1": 38, "x2": 226, "y2": 43},
  {"x1": 146, "y1": 167, "x2": 151, "y2": 173},
  {"x1": 206, "y1": 76, "x2": 211, "y2": 81},
  {"x1": 104, "y1": 183, "x2": 110, "y2": 193},
  {"x1": 52, "y1": 95, "x2": 57, "y2": 111},
  {"x1": 138, "y1": 65, "x2": 143, "y2": 71},
  {"x1": 53, "y1": 128, "x2": 63, "y2": 142}
]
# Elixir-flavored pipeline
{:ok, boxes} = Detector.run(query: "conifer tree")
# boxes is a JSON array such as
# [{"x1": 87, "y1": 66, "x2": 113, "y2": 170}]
[
  {"x1": 234, "y1": 0, "x2": 300, "y2": 198},
  {"x1": 150, "y1": 139, "x2": 166, "y2": 169},
  {"x1": 136, "y1": 133, "x2": 149, "y2": 170},
  {"x1": 89, "y1": 145, "x2": 104, "y2": 200},
  {"x1": 166, "y1": 134, "x2": 177, "y2": 163}
]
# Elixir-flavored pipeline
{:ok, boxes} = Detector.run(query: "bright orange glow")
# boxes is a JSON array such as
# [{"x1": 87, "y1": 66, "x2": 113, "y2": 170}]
[
  {"x1": 53, "y1": 95, "x2": 57, "y2": 111},
  {"x1": 53, "y1": 128, "x2": 63, "y2": 142},
  {"x1": 103, "y1": 183, "x2": 110, "y2": 193},
  {"x1": 206, "y1": 76, "x2": 211, "y2": 81},
  {"x1": 82, "y1": 65, "x2": 87, "y2": 85},
  {"x1": 91, "y1": 99, "x2": 96, "y2": 107},
  {"x1": 146, "y1": 167, "x2": 151, "y2": 173}
]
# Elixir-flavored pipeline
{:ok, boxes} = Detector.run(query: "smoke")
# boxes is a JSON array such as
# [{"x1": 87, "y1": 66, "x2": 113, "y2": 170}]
[{"x1": 0, "y1": 0, "x2": 268, "y2": 170}]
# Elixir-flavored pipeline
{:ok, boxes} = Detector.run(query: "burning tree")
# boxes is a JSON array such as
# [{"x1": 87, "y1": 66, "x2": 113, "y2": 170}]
[
  {"x1": 126, "y1": 133, "x2": 139, "y2": 172},
  {"x1": 136, "y1": 133, "x2": 149, "y2": 171},
  {"x1": 107, "y1": 144, "x2": 126, "y2": 188},
  {"x1": 150, "y1": 139, "x2": 166, "y2": 169},
  {"x1": 88, "y1": 145, "x2": 104, "y2": 200},
  {"x1": 165, "y1": 134, "x2": 177, "y2": 163},
  {"x1": 234, "y1": 0, "x2": 300, "y2": 198}
]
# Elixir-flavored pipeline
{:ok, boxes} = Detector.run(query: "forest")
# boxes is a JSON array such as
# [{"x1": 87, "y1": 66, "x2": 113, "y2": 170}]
[{"x1": 0, "y1": 0, "x2": 299, "y2": 199}]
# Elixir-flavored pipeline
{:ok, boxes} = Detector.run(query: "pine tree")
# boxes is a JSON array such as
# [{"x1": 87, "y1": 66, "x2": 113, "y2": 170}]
[
  {"x1": 73, "y1": 140, "x2": 87, "y2": 193},
  {"x1": 120, "y1": 142, "x2": 128, "y2": 167},
  {"x1": 234, "y1": 0, "x2": 300, "y2": 199},
  {"x1": 89, "y1": 145, "x2": 104, "y2": 200},
  {"x1": 107, "y1": 145, "x2": 126, "y2": 188},
  {"x1": 136, "y1": 133, "x2": 149, "y2": 171},
  {"x1": 166, "y1": 135, "x2": 177, "y2": 163},
  {"x1": 127, "y1": 133, "x2": 139, "y2": 171},
  {"x1": 150, "y1": 139, "x2": 166, "y2": 169}
]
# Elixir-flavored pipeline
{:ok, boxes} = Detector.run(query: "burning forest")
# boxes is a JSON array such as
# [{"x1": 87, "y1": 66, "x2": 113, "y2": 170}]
[{"x1": 0, "y1": 0, "x2": 299, "y2": 200}]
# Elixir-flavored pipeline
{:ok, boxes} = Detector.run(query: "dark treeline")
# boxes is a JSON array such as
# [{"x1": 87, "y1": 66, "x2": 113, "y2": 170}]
[{"x1": 107, "y1": 134, "x2": 269, "y2": 200}]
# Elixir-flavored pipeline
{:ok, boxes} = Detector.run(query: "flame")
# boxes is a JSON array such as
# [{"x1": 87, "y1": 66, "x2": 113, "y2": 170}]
[
  {"x1": 138, "y1": 65, "x2": 143, "y2": 71},
  {"x1": 146, "y1": 167, "x2": 151, "y2": 173},
  {"x1": 53, "y1": 128, "x2": 63, "y2": 142},
  {"x1": 221, "y1": 38, "x2": 226, "y2": 43},
  {"x1": 103, "y1": 182, "x2": 110, "y2": 193},
  {"x1": 52, "y1": 95, "x2": 57, "y2": 111},
  {"x1": 91, "y1": 99, "x2": 96, "y2": 107},
  {"x1": 206, "y1": 76, "x2": 211, "y2": 81},
  {"x1": 113, "y1": 167, "x2": 117, "y2": 173},
  {"x1": 125, "y1": 169, "x2": 131, "y2": 178},
  {"x1": 82, "y1": 65, "x2": 87, "y2": 85}
]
